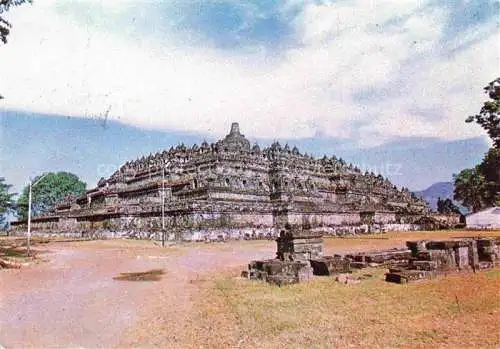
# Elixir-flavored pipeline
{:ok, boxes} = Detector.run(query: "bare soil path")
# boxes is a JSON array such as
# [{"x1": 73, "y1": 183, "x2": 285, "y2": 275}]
[{"x1": 0, "y1": 240, "x2": 274, "y2": 349}]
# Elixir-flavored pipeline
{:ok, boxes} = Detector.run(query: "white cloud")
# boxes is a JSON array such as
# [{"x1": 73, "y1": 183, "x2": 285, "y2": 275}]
[{"x1": 0, "y1": 0, "x2": 497, "y2": 146}]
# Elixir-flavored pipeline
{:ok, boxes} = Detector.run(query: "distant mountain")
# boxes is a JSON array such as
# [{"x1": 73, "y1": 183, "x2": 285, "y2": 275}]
[{"x1": 413, "y1": 182, "x2": 455, "y2": 211}]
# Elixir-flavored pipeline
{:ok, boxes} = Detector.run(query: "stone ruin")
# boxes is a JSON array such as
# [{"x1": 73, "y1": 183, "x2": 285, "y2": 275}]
[
  {"x1": 275, "y1": 228, "x2": 323, "y2": 261},
  {"x1": 11, "y1": 122, "x2": 461, "y2": 241},
  {"x1": 345, "y1": 248, "x2": 412, "y2": 269},
  {"x1": 385, "y1": 237, "x2": 500, "y2": 284},
  {"x1": 243, "y1": 227, "x2": 500, "y2": 286},
  {"x1": 243, "y1": 226, "x2": 352, "y2": 286},
  {"x1": 243, "y1": 229, "x2": 316, "y2": 286}
]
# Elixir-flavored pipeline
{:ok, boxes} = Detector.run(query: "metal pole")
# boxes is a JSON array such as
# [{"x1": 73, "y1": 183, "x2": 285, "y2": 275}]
[
  {"x1": 27, "y1": 181, "x2": 32, "y2": 256},
  {"x1": 26, "y1": 173, "x2": 49, "y2": 257},
  {"x1": 161, "y1": 165, "x2": 165, "y2": 247}
]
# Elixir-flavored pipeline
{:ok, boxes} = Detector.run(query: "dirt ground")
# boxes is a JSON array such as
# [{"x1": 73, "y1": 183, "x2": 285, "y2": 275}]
[{"x1": 0, "y1": 230, "x2": 499, "y2": 349}]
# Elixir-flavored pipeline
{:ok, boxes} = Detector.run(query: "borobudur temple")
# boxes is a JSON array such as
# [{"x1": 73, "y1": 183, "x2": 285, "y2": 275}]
[{"x1": 12, "y1": 123, "x2": 459, "y2": 240}]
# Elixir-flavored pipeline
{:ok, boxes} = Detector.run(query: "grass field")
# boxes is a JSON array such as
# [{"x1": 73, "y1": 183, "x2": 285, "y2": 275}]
[
  {"x1": 187, "y1": 268, "x2": 499, "y2": 348},
  {"x1": 0, "y1": 236, "x2": 40, "y2": 267},
  {"x1": 182, "y1": 230, "x2": 500, "y2": 349}
]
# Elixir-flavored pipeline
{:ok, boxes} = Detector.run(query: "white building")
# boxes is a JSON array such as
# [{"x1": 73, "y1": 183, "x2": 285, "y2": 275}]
[{"x1": 466, "y1": 207, "x2": 500, "y2": 229}]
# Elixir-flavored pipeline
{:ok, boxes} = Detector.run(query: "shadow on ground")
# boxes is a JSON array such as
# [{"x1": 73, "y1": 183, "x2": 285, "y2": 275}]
[{"x1": 113, "y1": 269, "x2": 166, "y2": 281}]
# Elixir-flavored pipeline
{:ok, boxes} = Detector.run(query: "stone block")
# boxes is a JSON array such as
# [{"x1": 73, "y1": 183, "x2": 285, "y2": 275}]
[
  {"x1": 478, "y1": 261, "x2": 495, "y2": 269},
  {"x1": 264, "y1": 261, "x2": 285, "y2": 275},
  {"x1": 365, "y1": 249, "x2": 412, "y2": 264},
  {"x1": 406, "y1": 240, "x2": 428, "y2": 257},
  {"x1": 336, "y1": 273, "x2": 361, "y2": 285},
  {"x1": 415, "y1": 251, "x2": 431, "y2": 260},
  {"x1": 385, "y1": 270, "x2": 430, "y2": 284},
  {"x1": 310, "y1": 256, "x2": 351, "y2": 276},
  {"x1": 410, "y1": 260, "x2": 438, "y2": 271},
  {"x1": 385, "y1": 272, "x2": 408, "y2": 284},
  {"x1": 350, "y1": 261, "x2": 368, "y2": 269},
  {"x1": 456, "y1": 246, "x2": 470, "y2": 269},
  {"x1": 477, "y1": 239, "x2": 498, "y2": 262},
  {"x1": 266, "y1": 274, "x2": 299, "y2": 287},
  {"x1": 246, "y1": 258, "x2": 313, "y2": 285},
  {"x1": 249, "y1": 269, "x2": 268, "y2": 280},
  {"x1": 297, "y1": 264, "x2": 313, "y2": 282},
  {"x1": 428, "y1": 249, "x2": 456, "y2": 269},
  {"x1": 386, "y1": 238, "x2": 499, "y2": 284}
]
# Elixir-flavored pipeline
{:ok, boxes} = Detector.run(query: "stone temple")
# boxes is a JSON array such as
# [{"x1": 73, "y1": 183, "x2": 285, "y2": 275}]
[{"x1": 13, "y1": 123, "x2": 454, "y2": 240}]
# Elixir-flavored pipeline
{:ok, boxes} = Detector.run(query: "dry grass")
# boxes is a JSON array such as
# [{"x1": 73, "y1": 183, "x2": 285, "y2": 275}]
[
  {"x1": 0, "y1": 236, "x2": 38, "y2": 266},
  {"x1": 182, "y1": 230, "x2": 500, "y2": 349},
  {"x1": 189, "y1": 269, "x2": 499, "y2": 349}
]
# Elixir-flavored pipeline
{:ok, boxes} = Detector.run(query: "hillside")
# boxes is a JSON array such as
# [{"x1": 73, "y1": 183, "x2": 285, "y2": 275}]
[{"x1": 413, "y1": 182, "x2": 455, "y2": 211}]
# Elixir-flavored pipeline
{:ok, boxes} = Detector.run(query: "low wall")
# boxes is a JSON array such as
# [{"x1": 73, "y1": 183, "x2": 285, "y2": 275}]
[
  {"x1": 11, "y1": 222, "x2": 432, "y2": 242},
  {"x1": 11, "y1": 210, "x2": 451, "y2": 241}
]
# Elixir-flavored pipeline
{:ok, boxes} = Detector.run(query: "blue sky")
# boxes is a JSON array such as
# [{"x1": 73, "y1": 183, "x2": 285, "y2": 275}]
[{"x1": 0, "y1": 0, "x2": 498, "y2": 194}]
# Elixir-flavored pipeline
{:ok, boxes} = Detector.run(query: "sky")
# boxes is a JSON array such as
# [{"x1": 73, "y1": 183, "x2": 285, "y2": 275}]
[{"x1": 0, "y1": 0, "x2": 498, "y2": 194}]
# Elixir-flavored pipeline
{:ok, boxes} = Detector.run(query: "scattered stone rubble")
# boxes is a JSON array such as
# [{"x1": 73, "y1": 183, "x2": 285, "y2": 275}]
[
  {"x1": 243, "y1": 229, "x2": 316, "y2": 286},
  {"x1": 243, "y1": 227, "x2": 500, "y2": 286},
  {"x1": 243, "y1": 227, "x2": 355, "y2": 286},
  {"x1": 310, "y1": 256, "x2": 351, "y2": 276},
  {"x1": 345, "y1": 248, "x2": 412, "y2": 269},
  {"x1": 385, "y1": 237, "x2": 500, "y2": 284},
  {"x1": 243, "y1": 259, "x2": 314, "y2": 287},
  {"x1": 335, "y1": 273, "x2": 372, "y2": 285}
]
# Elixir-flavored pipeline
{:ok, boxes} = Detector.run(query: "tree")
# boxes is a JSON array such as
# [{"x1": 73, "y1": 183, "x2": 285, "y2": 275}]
[
  {"x1": 454, "y1": 147, "x2": 500, "y2": 212},
  {"x1": 17, "y1": 172, "x2": 86, "y2": 220},
  {"x1": 466, "y1": 77, "x2": 500, "y2": 148},
  {"x1": 453, "y1": 168, "x2": 486, "y2": 213},
  {"x1": 436, "y1": 197, "x2": 461, "y2": 215},
  {"x1": 0, "y1": 0, "x2": 32, "y2": 45},
  {"x1": 0, "y1": 177, "x2": 16, "y2": 228},
  {"x1": 477, "y1": 147, "x2": 500, "y2": 206},
  {"x1": 455, "y1": 79, "x2": 500, "y2": 211}
]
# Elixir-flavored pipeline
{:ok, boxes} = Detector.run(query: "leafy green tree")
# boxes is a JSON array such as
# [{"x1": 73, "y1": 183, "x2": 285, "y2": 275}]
[
  {"x1": 0, "y1": 177, "x2": 16, "y2": 228},
  {"x1": 466, "y1": 77, "x2": 500, "y2": 148},
  {"x1": 436, "y1": 197, "x2": 461, "y2": 214},
  {"x1": 454, "y1": 151, "x2": 499, "y2": 211},
  {"x1": 477, "y1": 147, "x2": 500, "y2": 206},
  {"x1": 453, "y1": 168, "x2": 486, "y2": 213},
  {"x1": 17, "y1": 172, "x2": 86, "y2": 220},
  {"x1": 455, "y1": 79, "x2": 500, "y2": 211},
  {"x1": 0, "y1": 0, "x2": 33, "y2": 44}
]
